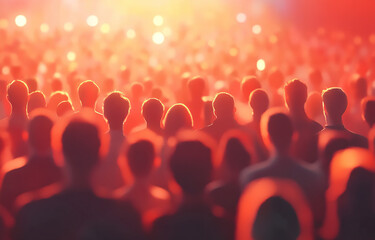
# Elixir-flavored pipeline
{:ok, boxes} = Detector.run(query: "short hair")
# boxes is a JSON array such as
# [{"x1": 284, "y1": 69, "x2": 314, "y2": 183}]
[
  {"x1": 142, "y1": 98, "x2": 164, "y2": 123},
  {"x1": 56, "y1": 101, "x2": 74, "y2": 117},
  {"x1": 25, "y1": 78, "x2": 38, "y2": 93},
  {"x1": 7, "y1": 80, "x2": 29, "y2": 107},
  {"x1": 28, "y1": 114, "x2": 53, "y2": 151},
  {"x1": 284, "y1": 79, "x2": 308, "y2": 108},
  {"x1": 223, "y1": 137, "x2": 251, "y2": 171},
  {"x1": 27, "y1": 91, "x2": 46, "y2": 114},
  {"x1": 241, "y1": 76, "x2": 261, "y2": 99},
  {"x1": 213, "y1": 92, "x2": 235, "y2": 117},
  {"x1": 78, "y1": 80, "x2": 100, "y2": 106},
  {"x1": 103, "y1": 91, "x2": 130, "y2": 124},
  {"x1": 249, "y1": 89, "x2": 269, "y2": 115},
  {"x1": 322, "y1": 88, "x2": 347, "y2": 117},
  {"x1": 362, "y1": 97, "x2": 375, "y2": 127},
  {"x1": 164, "y1": 104, "x2": 193, "y2": 136},
  {"x1": 62, "y1": 121, "x2": 100, "y2": 170},
  {"x1": 188, "y1": 76, "x2": 206, "y2": 97},
  {"x1": 127, "y1": 140, "x2": 155, "y2": 178},
  {"x1": 169, "y1": 141, "x2": 212, "y2": 195},
  {"x1": 267, "y1": 112, "x2": 293, "y2": 149}
]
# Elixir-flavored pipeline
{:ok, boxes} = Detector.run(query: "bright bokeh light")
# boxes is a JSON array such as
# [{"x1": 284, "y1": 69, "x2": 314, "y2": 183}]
[
  {"x1": 86, "y1": 15, "x2": 99, "y2": 27},
  {"x1": 66, "y1": 51, "x2": 76, "y2": 62},
  {"x1": 236, "y1": 13, "x2": 247, "y2": 23},
  {"x1": 257, "y1": 59, "x2": 266, "y2": 71},
  {"x1": 40, "y1": 23, "x2": 50, "y2": 33},
  {"x1": 15, "y1": 15, "x2": 27, "y2": 27},
  {"x1": 153, "y1": 15, "x2": 164, "y2": 26},
  {"x1": 100, "y1": 23, "x2": 110, "y2": 34},
  {"x1": 252, "y1": 24, "x2": 262, "y2": 35},
  {"x1": 126, "y1": 29, "x2": 136, "y2": 39},
  {"x1": 64, "y1": 22, "x2": 74, "y2": 32},
  {"x1": 152, "y1": 32, "x2": 165, "y2": 45}
]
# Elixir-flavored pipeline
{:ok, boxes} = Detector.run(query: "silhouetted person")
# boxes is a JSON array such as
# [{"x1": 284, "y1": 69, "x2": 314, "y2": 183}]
[
  {"x1": 141, "y1": 98, "x2": 164, "y2": 136},
  {"x1": 163, "y1": 104, "x2": 193, "y2": 138},
  {"x1": 202, "y1": 92, "x2": 241, "y2": 142},
  {"x1": 47, "y1": 91, "x2": 69, "y2": 112},
  {"x1": 0, "y1": 79, "x2": 11, "y2": 119},
  {"x1": 13, "y1": 120, "x2": 144, "y2": 240},
  {"x1": 305, "y1": 92, "x2": 324, "y2": 126},
  {"x1": 187, "y1": 76, "x2": 206, "y2": 129},
  {"x1": 120, "y1": 140, "x2": 171, "y2": 226},
  {"x1": 240, "y1": 76, "x2": 261, "y2": 102},
  {"x1": 151, "y1": 141, "x2": 230, "y2": 240},
  {"x1": 27, "y1": 91, "x2": 46, "y2": 115},
  {"x1": 284, "y1": 79, "x2": 322, "y2": 163},
  {"x1": 361, "y1": 97, "x2": 375, "y2": 128},
  {"x1": 56, "y1": 101, "x2": 74, "y2": 117},
  {"x1": 321, "y1": 88, "x2": 368, "y2": 148},
  {"x1": 336, "y1": 167, "x2": 375, "y2": 240},
  {"x1": 268, "y1": 69, "x2": 285, "y2": 107},
  {"x1": 241, "y1": 111, "x2": 325, "y2": 228},
  {"x1": 24, "y1": 78, "x2": 37, "y2": 93},
  {"x1": 253, "y1": 196, "x2": 300, "y2": 240},
  {"x1": 93, "y1": 92, "x2": 130, "y2": 194},
  {"x1": 0, "y1": 113, "x2": 62, "y2": 213},
  {"x1": 6, "y1": 80, "x2": 29, "y2": 158},
  {"x1": 124, "y1": 82, "x2": 144, "y2": 134}
]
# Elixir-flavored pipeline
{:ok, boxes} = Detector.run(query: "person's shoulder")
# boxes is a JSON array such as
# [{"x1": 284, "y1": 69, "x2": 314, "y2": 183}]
[
  {"x1": 310, "y1": 120, "x2": 323, "y2": 132},
  {"x1": 239, "y1": 160, "x2": 271, "y2": 188}
]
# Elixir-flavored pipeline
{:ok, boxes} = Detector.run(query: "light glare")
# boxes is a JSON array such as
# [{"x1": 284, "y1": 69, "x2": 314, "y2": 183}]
[
  {"x1": 257, "y1": 59, "x2": 266, "y2": 71},
  {"x1": 64, "y1": 22, "x2": 74, "y2": 32},
  {"x1": 252, "y1": 24, "x2": 262, "y2": 35},
  {"x1": 126, "y1": 29, "x2": 136, "y2": 39},
  {"x1": 236, "y1": 13, "x2": 247, "y2": 23},
  {"x1": 15, "y1": 15, "x2": 27, "y2": 27},
  {"x1": 67, "y1": 51, "x2": 76, "y2": 62},
  {"x1": 152, "y1": 32, "x2": 165, "y2": 45},
  {"x1": 86, "y1": 15, "x2": 99, "y2": 27},
  {"x1": 153, "y1": 15, "x2": 164, "y2": 26}
]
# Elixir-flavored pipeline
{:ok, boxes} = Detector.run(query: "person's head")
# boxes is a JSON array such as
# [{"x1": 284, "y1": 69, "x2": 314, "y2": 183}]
[
  {"x1": 253, "y1": 196, "x2": 300, "y2": 240},
  {"x1": 28, "y1": 113, "x2": 53, "y2": 153},
  {"x1": 130, "y1": 82, "x2": 144, "y2": 99},
  {"x1": 25, "y1": 78, "x2": 37, "y2": 93},
  {"x1": 169, "y1": 141, "x2": 212, "y2": 195},
  {"x1": 62, "y1": 120, "x2": 100, "y2": 175},
  {"x1": 249, "y1": 89, "x2": 269, "y2": 117},
  {"x1": 47, "y1": 91, "x2": 70, "y2": 111},
  {"x1": 142, "y1": 98, "x2": 164, "y2": 126},
  {"x1": 7, "y1": 80, "x2": 29, "y2": 110},
  {"x1": 268, "y1": 69, "x2": 285, "y2": 90},
  {"x1": 78, "y1": 80, "x2": 100, "y2": 108},
  {"x1": 164, "y1": 104, "x2": 193, "y2": 137},
  {"x1": 284, "y1": 79, "x2": 308, "y2": 113},
  {"x1": 103, "y1": 91, "x2": 130, "y2": 129},
  {"x1": 223, "y1": 137, "x2": 251, "y2": 173},
  {"x1": 362, "y1": 97, "x2": 375, "y2": 127},
  {"x1": 263, "y1": 111, "x2": 293, "y2": 152},
  {"x1": 350, "y1": 76, "x2": 367, "y2": 100},
  {"x1": 322, "y1": 88, "x2": 347, "y2": 121},
  {"x1": 127, "y1": 140, "x2": 155, "y2": 179},
  {"x1": 241, "y1": 76, "x2": 261, "y2": 101},
  {"x1": 213, "y1": 92, "x2": 236, "y2": 119},
  {"x1": 51, "y1": 77, "x2": 63, "y2": 92},
  {"x1": 27, "y1": 91, "x2": 46, "y2": 114},
  {"x1": 56, "y1": 101, "x2": 74, "y2": 117},
  {"x1": 187, "y1": 76, "x2": 206, "y2": 99}
]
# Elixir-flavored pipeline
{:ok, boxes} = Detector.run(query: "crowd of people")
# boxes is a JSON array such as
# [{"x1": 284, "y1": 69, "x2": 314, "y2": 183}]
[{"x1": 0, "y1": 20, "x2": 375, "y2": 240}]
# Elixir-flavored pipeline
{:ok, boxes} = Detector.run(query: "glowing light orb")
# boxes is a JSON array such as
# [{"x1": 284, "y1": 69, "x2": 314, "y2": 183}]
[
  {"x1": 64, "y1": 22, "x2": 74, "y2": 32},
  {"x1": 153, "y1": 15, "x2": 164, "y2": 26},
  {"x1": 2, "y1": 66, "x2": 10, "y2": 75},
  {"x1": 86, "y1": 15, "x2": 99, "y2": 27},
  {"x1": 236, "y1": 13, "x2": 247, "y2": 23},
  {"x1": 15, "y1": 15, "x2": 27, "y2": 27},
  {"x1": 252, "y1": 25, "x2": 262, "y2": 35},
  {"x1": 66, "y1": 51, "x2": 76, "y2": 62},
  {"x1": 152, "y1": 32, "x2": 165, "y2": 45},
  {"x1": 40, "y1": 23, "x2": 49, "y2": 33},
  {"x1": 126, "y1": 29, "x2": 136, "y2": 39},
  {"x1": 257, "y1": 59, "x2": 266, "y2": 71},
  {"x1": 100, "y1": 23, "x2": 110, "y2": 34}
]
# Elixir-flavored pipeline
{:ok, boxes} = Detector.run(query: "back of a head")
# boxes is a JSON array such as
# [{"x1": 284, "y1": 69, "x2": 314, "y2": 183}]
[
  {"x1": 241, "y1": 76, "x2": 261, "y2": 100},
  {"x1": 127, "y1": 140, "x2": 155, "y2": 178},
  {"x1": 103, "y1": 91, "x2": 130, "y2": 126},
  {"x1": 25, "y1": 78, "x2": 37, "y2": 93},
  {"x1": 169, "y1": 141, "x2": 212, "y2": 195},
  {"x1": 27, "y1": 91, "x2": 46, "y2": 114},
  {"x1": 47, "y1": 91, "x2": 69, "y2": 111},
  {"x1": 78, "y1": 80, "x2": 100, "y2": 108},
  {"x1": 322, "y1": 88, "x2": 347, "y2": 118},
  {"x1": 253, "y1": 196, "x2": 300, "y2": 240},
  {"x1": 28, "y1": 113, "x2": 53, "y2": 152},
  {"x1": 7, "y1": 80, "x2": 29, "y2": 108},
  {"x1": 213, "y1": 92, "x2": 235, "y2": 118},
  {"x1": 62, "y1": 120, "x2": 100, "y2": 171},
  {"x1": 164, "y1": 104, "x2": 193, "y2": 136},
  {"x1": 249, "y1": 89, "x2": 269, "y2": 116},
  {"x1": 130, "y1": 82, "x2": 144, "y2": 99},
  {"x1": 188, "y1": 76, "x2": 206, "y2": 98},
  {"x1": 268, "y1": 69, "x2": 285, "y2": 90},
  {"x1": 224, "y1": 137, "x2": 251, "y2": 172},
  {"x1": 345, "y1": 167, "x2": 374, "y2": 207},
  {"x1": 350, "y1": 77, "x2": 367, "y2": 100},
  {"x1": 362, "y1": 97, "x2": 375, "y2": 127},
  {"x1": 142, "y1": 98, "x2": 164, "y2": 124},
  {"x1": 267, "y1": 112, "x2": 293, "y2": 150},
  {"x1": 284, "y1": 79, "x2": 307, "y2": 111},
  {"x1": 56, "y1": 101, "x2": 74, "y2": 117}
]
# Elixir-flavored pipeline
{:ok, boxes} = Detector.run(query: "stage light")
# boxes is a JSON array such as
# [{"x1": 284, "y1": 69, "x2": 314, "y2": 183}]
[
  {"x1": 152, "y1": 32, "x2": 165, "y2": 45},
  {"x1": 257, "y1": 59, "x2": 266, "y2": 71},
  {"x1": 64, "y1": 22, "x2": 74, "y2": 32},
  {"x1": 100, "y1": 23, "x2": 110, "y2": 34},
  {"x1": 67, "y1": 51, "x2": 76, "y2": 62},
  {"x1": 126, "y1": 29, "x2": 136, "y2": 39},
  {"x1": 15, "y1": 15, "x2": 27, "y2": 27},
  {"x1": 0, "y1": 19, "x2": 8, "y2": 29},
  {"x1": 86, "y1": 15, "x2": 99, "y2": 27},
  {"x1": 153, "y1": 15, "x2": 164, "y2": 26},
  {"x1": 252, "y1": 24, "x2": 262, "y2": 35},
  {"x1": 236, "y1": 13, "x2": 247, "y2": 23},
  {"x1": 40, "y1": 23, "x2": 50, "y2": 33}
]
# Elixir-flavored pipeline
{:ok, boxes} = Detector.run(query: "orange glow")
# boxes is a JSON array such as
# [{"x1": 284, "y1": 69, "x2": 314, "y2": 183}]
[
  {"x1": 153, "y1": 15, "x2": 164, "y2": 26},
  {"x1": 40, "y1": 23, "x2": 50, "y2": 33},
  {"x1": 236, "y1": 13, "x2": 247, "y2": 23},
  {"x1": 0, "y1": 19, "x2": 8, "y2": 29},
  {"x1": 252, "y1": 24, "x2": 262, "y2": 35},
  {"x1": 100, "y1": 23, "x2": 111, "y2": 34},
  {"x1": 66, "y1": 51, "x2": 76, "y2": 62},
  {"x1": 126, "y1": 29, "x2": 136, "y2": 39},
  {"x1": 63, "y1": 22, "x2": 74, "y2": 32}
]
